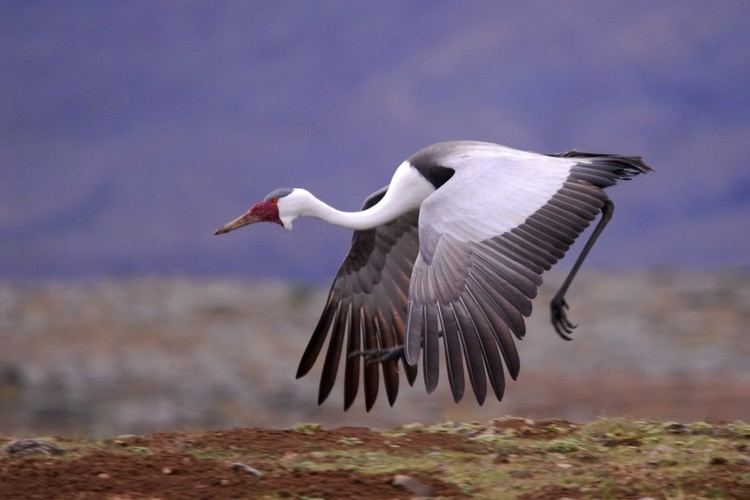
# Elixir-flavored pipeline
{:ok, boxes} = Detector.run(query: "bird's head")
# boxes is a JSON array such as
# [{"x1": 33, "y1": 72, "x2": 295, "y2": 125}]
[{"x1": 214, "y1": 187, "x2": 308, "y2": 235}]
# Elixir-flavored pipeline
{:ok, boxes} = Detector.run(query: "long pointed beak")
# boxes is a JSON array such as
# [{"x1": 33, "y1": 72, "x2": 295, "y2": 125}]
[{"x1": 214, "y1": 211, "x2": 262, "y2": 235}]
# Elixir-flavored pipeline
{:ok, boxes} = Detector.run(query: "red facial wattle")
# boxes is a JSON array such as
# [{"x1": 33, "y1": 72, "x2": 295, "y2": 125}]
[
  {"x1": 214, "y1": 198, "x2": 283, "y2": 235},
  {"x1": 249, "y1": 199, "x2": 283, "y2": 226}
]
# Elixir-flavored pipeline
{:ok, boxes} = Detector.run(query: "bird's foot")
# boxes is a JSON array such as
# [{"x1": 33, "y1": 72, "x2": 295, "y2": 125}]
[
  {"x1": 550, "y1": 296, "x2": 577, "y2": 340},
  {"x1": 349, "y1": 345, "x2": 404, "y2": 365}
]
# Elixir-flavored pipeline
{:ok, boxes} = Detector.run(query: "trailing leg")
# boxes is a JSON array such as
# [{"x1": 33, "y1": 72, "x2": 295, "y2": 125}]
[
  {"x1": 550, "y1": 198, "x2": 614, "y2": 340},
  {"x1": 349, "y1": 330, "x2": 444, "y2": 365}
]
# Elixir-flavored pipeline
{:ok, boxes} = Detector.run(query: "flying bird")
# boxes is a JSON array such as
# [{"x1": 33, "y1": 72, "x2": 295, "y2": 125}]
[{"x1": 215, "y1": 141, "x2": 651, "y2": 410}]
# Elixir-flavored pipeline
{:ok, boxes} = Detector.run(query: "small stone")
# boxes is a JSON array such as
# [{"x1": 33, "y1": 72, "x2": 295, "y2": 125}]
[
  {"x1": 655, "y1": 445, "x2": 674, "y2": 454},
  {"x1": 97, "y1": 473, "x2": 110, "y2": 479},
  {"x1": 219, "y1": 479, "x2": 230, "y2": 486},
  {"x1": 710, "y1": 456, "x2": 728, "y2": 465},
  {"x1": 162, "y1": 467, "x2": 173, "y2": 475},
  {"x1": 6, "y1": 439, "x2": 64, "y2": 456},
  {"x1": 556, "y1": 463, "x2": 573, "y2": 469},
  {"x1": 293, "y1": 423, "x2": 321, "y2": 434},
  {"x1": 392, "y1": 474, "x2": 431, "y2": 497},
  {"x1": 575, "y1": 452, "x2": 599, "y2": 463},
  {"x1": 401, "y1": 422, "x2": 424, "y2": 431},
  {"x1": 231, "y1": 462, "x2": 262, "y2": 477},
  {"x1": 664, "y1": 422, "x2": 687, "y2": 434},
  {"x1": 510, "y1": 470, "x2": 533, "y2": 478},
  {"x1": 637, "y1": 497, "x2": 656, "y2": 500},
  {"x1": 646, "y1": 457, "x2": 677, "y2": 467}
]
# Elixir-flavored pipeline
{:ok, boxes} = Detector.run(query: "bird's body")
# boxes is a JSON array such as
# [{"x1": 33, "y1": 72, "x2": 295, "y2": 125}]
[{"x1": 215, "y1": 141, "x2": 652, "y2": 410}]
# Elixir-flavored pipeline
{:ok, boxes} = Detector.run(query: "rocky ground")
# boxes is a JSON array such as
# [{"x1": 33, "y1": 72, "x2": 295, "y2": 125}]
[
  {"x1": 1, "y1": 418, "x2": 749, "y2": 499},
  {"x1": 0, "y1": 269, "x2": 748, "y2": 438}
]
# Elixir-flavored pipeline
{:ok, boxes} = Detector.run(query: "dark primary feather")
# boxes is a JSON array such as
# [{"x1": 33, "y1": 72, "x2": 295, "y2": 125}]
[{"x1": 296, "y1": 186, "x2": 420, "y2": 411}]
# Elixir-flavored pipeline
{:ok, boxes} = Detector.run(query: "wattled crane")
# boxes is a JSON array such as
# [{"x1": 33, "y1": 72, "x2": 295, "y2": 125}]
[{"x1": 215, "y1": 141, "x2": 651, "y2": 410}]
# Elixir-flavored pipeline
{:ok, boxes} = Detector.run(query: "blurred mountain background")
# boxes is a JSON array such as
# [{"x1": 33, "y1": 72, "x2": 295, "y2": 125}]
[
  {"x1": 2, "y1": 1, "x2": 749, "y2": 279},
  {"x1": 1, "y1": 1, "x2": 748, "y2": 436}
]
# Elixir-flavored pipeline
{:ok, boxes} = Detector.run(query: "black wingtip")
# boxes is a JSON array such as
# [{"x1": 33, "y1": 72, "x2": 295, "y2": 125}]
[
  {"x1": 317, "y1": 382, "x2": 332, "y2": 406},
  {"x1": 491, "y1": 383, "x2": 506, "y2": 401},
  {"x1": 508, "y1": 362, "x2": 520, "y2": 381},
  {"x1": 404, "y1": 361, "x2": 418, "y2": 386},
  {"x1": 343, "y1": 387, "x2": 357, "y2": 411},
  {"x1": 451, "y1": 389, "x2": 464, "y2": 404},
  {"x1": 365, "y1": 398, "x2": 375, "y2": 412},
  {"x1": 295, "y1": 365, "x2": 309, "y2": 379},
  {"x1": 385, "y1": 375, "x2": 398, "y2": 406}
]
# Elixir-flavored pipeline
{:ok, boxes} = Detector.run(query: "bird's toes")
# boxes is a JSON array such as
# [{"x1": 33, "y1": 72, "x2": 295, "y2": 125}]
[
  {"x1": 558, "y1": 327, "x2": 573, "y2": 341},
  {"x1": 562, "y1": 315, "x2": 577, "y2": 330},
  {"x1": 552, "y1": 311, "x2": 576, "y2": 340},
  {"x1": 348, "y1": 346, "x2": 404, "y2": 364},
  {"x1": 348, "y1": 350, "x2": 365, "y2": 360},
  {"x1": 551, "y1": 296, "x2": 578, "y2": 339},
  {"x1": 552, "y1": 319, "x2": 569, "y2": 340},
  {"x1": 348, "y1": 349, "x2": 378, "y2": 361}
]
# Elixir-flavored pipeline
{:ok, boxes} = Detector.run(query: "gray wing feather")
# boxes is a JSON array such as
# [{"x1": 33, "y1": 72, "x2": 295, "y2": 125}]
[
  {"x1": 297, "y1": 185, "x2": 420, "y2": 411},
  {"x1": 405, "y1": 151, "x2": 647, "y2": 404}
]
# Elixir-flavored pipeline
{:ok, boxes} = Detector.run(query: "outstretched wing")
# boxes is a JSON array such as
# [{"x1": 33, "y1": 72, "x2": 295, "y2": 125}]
[
  {"x1": 404, "y1": 151, "x2": 650, "y2": 404},
  {"x1": 296, "y1": 186, "x2": 420, "y2": 410}
]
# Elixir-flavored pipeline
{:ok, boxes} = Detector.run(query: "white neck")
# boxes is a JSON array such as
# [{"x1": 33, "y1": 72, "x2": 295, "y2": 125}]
[
  {"x1": 281, "y1": 162, "x2": 435, "y2": 231},
  {"x1": 301, "y1": 193, "x2": 409, "y2": 230}
]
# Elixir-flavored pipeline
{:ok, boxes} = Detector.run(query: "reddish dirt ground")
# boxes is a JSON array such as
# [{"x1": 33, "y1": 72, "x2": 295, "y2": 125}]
[
  {"x1": 0, "y1": 427, "x2": 471, "y2": 499},
  {"x1": 1, "y1": 419, "x2": 749, "y2": 499},
  {"x1": 0, "y1": 451, "x2": 462, "y2": 499}
]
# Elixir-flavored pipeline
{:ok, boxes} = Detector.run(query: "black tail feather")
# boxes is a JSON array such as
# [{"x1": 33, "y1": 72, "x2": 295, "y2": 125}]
[{"x1": 549, "y1": 150, "x2": 653, "y2": 188}]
